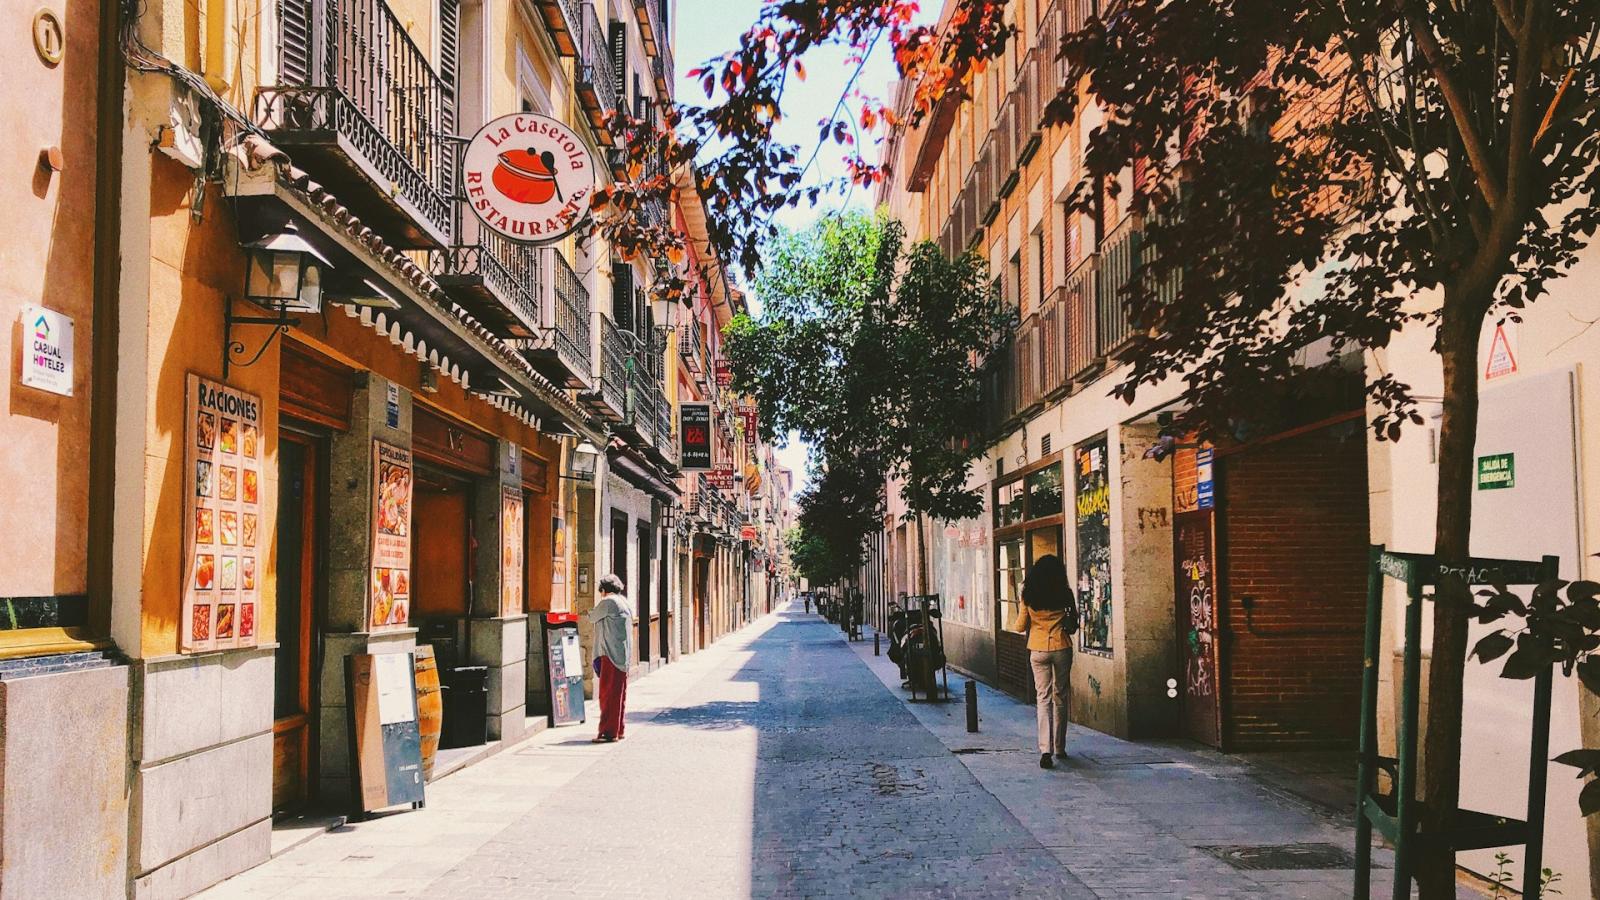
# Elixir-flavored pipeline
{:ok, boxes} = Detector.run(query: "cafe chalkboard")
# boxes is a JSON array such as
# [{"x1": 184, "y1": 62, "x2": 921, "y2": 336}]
[{"x1": 345, "y1": 651, "x2": 426, "y2": 816}]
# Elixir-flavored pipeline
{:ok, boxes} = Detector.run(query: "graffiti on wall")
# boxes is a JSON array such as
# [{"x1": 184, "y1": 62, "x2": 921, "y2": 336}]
[{"x1": 1075, "y1": 437, "x2": 1112, "y2": 655}]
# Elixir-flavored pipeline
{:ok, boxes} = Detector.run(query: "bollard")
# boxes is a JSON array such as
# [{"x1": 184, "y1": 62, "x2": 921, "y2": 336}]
[
  {"x1": 965, "y1": 680, "x2": 979, "y2": 733},
  {"x1": 874, "y1": 632, "x2": 880, "y2": 656}
]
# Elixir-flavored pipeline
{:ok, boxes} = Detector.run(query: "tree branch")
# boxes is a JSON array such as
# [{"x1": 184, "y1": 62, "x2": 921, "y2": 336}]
[{"x1": 1397, "y1": 0, "x2": 1507, "y2": 211}]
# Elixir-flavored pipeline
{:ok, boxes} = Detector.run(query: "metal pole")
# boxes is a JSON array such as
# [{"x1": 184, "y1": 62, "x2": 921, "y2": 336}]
[
  {"x1": 1521, "y1": 555, "x2": 1561, "y2": 898},
  {"x1": 965, "y1": 679, "x2": 979, "y2": 733},
  {"x1": 1393, "y1": 575, "x2": 1424, "y2": 900},
  {"x1": 874, "y1": 631, "x2": 880, "y2": 656},
  {"x1": 1353, "y1": 545, "x2": 1383, "y2": 900}
]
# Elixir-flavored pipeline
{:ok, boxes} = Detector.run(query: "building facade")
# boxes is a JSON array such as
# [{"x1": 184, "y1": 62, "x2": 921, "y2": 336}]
[
  {"x1": 876, "y1": 0, "x2": 1599, "y2": 889},
  {"x1": 0, "y1": 0, "x2": 788, "y2": 897}
]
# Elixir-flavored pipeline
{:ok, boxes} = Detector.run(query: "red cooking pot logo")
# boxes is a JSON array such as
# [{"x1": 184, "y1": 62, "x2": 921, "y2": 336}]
[
  {"x1": 461, "y1": 113, "x2": 594, "y2": 244},
  {"x1": 493, "y1": 148, "x2": 562, "y2": 205}
]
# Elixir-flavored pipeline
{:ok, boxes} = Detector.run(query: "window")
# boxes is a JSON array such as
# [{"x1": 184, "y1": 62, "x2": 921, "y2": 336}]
[
  {"x1": 1025, "y1": 465, "x2": 1064, "y2": 517},
  {"x1": 998, "y1": 537, "x2": 1025, "y2": 631},
  {"x1": 1033, "y1": 230, "x2": 1046, "y2": 310},
  {"x1": 1007, "y1": 252, "x2": 1022, "y2": 310}
]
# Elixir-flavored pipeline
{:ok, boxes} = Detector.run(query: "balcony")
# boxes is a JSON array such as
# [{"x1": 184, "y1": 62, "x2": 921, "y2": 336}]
[
  {"x1": 531, "y1": 0, "x2": 581, "y2": 56},
  {"x1": 678, "y1": 316, "x2": 705, "y2": 374},
  {"x1": 257, "y1": 0, "x2": 456, "y2": 248},
  {"x1": 585, "y1": 313, "x2": 630, "y2": 420},
  {"x1": 428, "y1": 219, "x2": 545, "y2": 340},
  {"x1": 523, "y1": 250, "x2": 593, "y2": 389},
  {"x1": 1014, "y1": 47, "x2": 1046, "y2": 166},
  {"x1": 1098, "y1": 215, "x2": 1140, "y2": 355},
  {"x1": 576, "y1": 3, "x2": 619, "y2": 144},
  {"x1": 1061, "y1": 254, "x2": 1103, "y2": 380},
  {"x1": 652, "y1": 36, "x2": 674, "y2": 98}
]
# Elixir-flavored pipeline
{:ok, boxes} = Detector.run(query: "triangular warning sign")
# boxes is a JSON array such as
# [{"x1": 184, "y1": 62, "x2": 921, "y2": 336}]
[{"x1": 1485, "y1": 324, "x2": 1517, "y2": 380}]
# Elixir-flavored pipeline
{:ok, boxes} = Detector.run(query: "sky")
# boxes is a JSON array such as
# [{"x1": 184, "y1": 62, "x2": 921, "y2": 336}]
[{"x1": 673, "y1": 0, "x2": 908, "y2": 493}]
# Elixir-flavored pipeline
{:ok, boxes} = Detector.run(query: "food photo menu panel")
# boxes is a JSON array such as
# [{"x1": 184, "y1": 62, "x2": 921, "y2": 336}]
[{"x1": 181, "y1": 374, "x2": 263, "y2": 652}]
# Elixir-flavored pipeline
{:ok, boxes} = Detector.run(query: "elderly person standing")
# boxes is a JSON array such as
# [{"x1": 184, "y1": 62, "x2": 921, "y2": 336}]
[{"x1": 590, "y1": 574, "x2": 634, "y2": 743}]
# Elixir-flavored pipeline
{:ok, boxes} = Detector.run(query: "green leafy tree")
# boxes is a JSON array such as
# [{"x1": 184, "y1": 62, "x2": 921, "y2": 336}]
[{"x1": 726, "y1": 211, "x2": 1010, "y2": 588}]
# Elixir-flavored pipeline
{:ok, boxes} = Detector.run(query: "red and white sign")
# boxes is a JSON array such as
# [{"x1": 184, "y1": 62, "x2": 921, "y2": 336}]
[
  {"x1": 462, "y1": 113, "x2": 595, "y2": 245},
  {"x1": 1484, "y1": 323, "x2": 1518, "y2": 380}
]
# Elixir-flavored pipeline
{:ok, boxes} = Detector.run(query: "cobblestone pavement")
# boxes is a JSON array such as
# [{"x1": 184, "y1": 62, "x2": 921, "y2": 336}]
[{"x1": 201, "y1": 605, "x2": 1477, "y2": 899}]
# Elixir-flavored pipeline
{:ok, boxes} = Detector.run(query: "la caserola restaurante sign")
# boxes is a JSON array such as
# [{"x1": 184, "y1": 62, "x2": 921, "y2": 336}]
[{"x1": 463, "y1": 113, "x2": 595, "y2": 244}]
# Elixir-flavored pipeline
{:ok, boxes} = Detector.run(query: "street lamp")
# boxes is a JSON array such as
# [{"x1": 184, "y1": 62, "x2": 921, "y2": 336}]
[
  {"x1": 225, "y1": 221, "x2": 333, "y2": 379},
  {"x1": 563, "y1": 437, "x2": 601, "y2": 482}
]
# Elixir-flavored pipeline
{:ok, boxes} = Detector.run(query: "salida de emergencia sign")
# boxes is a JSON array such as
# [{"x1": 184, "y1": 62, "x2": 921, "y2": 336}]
[
  {"x1": 462, "y1": 113, "x2": 595, "y2": 245},
  {"x1": 1477, "y1": 453, "x2": 1515, "y2": 491},
  {"x1": 20, "y1": 304, "x2": 73, "y2": 396}
]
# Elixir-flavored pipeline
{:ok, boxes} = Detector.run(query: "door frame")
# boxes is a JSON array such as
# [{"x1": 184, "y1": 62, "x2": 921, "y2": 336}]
[
  {"x1": 273, "y1": 425, "x2": 325, "y2": 817},
  {"x1": 635, "y1": 520, "x2": 652, "y2": 662}
]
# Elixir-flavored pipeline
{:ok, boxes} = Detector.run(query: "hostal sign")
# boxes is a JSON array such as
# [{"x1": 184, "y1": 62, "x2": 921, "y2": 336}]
[{"x1": 462, "y1": 113, "x2": 594, "y2": 244}]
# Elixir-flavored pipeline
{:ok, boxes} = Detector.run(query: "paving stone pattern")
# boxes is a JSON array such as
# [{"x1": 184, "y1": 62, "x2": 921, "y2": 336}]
[{"x1": 200, "y1": 606, "x2": 1479, "y2": 899}]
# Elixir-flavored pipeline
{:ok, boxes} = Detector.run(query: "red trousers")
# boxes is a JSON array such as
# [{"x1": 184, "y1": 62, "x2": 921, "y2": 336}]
[{"x1": 597, "y1": 655, "x2": 628, "y2": 739}]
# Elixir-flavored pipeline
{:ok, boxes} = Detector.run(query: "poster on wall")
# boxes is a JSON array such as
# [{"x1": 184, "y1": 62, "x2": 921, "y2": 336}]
[
  {"x1": 370, "y1": 441, "x2": 414, "y2": 630},
  {"x1": 181, "y1": 374, "x2": 263, "y2": 653},
  {"x1": 501, "y1": 488, "x2": 524, "y2": 616},
  {"x1": 551, "y1": 516, "x2": 566, "y2": 587},
  {"x1": 1074, "y1": 437, "x2": 1113, "y2": 655}
]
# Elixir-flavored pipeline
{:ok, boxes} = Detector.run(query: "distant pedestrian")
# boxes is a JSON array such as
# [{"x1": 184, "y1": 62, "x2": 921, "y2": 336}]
[
  {"x1": 1011, "y1": 554, "x2": 1078, "y2": 769},
  {"x1": 590, "y1": 574, "x2": 634, "y2": 743},
  {"x1": 804, "y1": 593, "x2": 812, "y2": 614}
]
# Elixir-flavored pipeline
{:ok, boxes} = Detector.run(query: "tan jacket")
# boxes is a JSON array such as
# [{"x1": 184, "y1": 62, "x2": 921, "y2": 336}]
[{"x1": 1010, "y1": 605, "x2": 1075, "y2": 652}]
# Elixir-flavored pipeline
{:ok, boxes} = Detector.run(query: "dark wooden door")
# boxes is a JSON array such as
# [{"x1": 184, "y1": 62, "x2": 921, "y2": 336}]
[
  {"x1": 273, "y1": 432, "x2": 319, "y2": 815},
  {"x1": 413, "y1": 470, "x2": 472, "y2": 620},
  {"x1": 658, "y1": 531, "x2": 670, "y2": 659},
  {"x1": 635, "y1": 521, "x2": 652, "y2": 662},
  {"x1": 1174, "y1": 510, "x2": 1222, "y2": 747}
]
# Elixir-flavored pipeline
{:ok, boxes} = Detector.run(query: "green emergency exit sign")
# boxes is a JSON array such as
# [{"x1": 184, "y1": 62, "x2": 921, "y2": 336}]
[{"x1": 1477, "y1": 453, "x2": 1515, "y2": 490}]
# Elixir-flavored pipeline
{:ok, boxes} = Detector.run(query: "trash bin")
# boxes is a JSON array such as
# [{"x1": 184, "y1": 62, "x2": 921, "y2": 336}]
[{"x1": 439, "y1": 665, "x2": 489, "y2": 749}]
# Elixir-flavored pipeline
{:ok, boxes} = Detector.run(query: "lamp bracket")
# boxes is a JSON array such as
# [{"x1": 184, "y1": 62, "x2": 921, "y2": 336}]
[{"x1": 223, "y1": 294, "x2": 300, "y2": 380}]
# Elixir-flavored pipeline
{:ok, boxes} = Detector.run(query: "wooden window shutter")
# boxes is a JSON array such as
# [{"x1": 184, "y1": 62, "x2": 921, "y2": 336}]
[
  {"x1": 439, "y1": 0, "x2": 460, "y2": 135},
  {"x1": 613, "y1": 263, "x2": 635, "y2": 332},
  {"x1": 278, "y1": 0, "x2": 313, "y2": 84}
]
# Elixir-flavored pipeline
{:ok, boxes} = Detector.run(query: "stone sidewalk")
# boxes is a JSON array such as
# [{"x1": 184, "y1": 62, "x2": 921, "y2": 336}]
[{"x1": 198, "y1": 605, "x2": 1476, "y2": 899}]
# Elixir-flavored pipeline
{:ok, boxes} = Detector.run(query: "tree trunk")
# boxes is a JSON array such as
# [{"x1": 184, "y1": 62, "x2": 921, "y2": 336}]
[{"x1": 1415, "y1": 304, "x2": 1483, "y2": 898}]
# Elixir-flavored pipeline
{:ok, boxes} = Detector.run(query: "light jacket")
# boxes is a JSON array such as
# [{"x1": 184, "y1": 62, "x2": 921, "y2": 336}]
[
  {"x1": 591, "y1": 593, "x2": 634, "y2": 670},
  {"x1": 1010, "y1": 604, "x2": 1075, "y2": 653}
]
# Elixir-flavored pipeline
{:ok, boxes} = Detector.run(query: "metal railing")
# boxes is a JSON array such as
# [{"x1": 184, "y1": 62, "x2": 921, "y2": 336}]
[
  {"x1": 596, "y1": 313, "x2": 630, "y2": 416},
  {"x1": 551, "y1": 251, "x2": 593, "y2": 382},
  {"x1": 1061, "y1": 254, "x2": 1101, "y2": 378},
  {"x1": 678, "y1": 316, "x2": 705, "y2": 373},
  {"x1": 1098, "y1": 215, "x2": 1139, "y2": 352},
  {"x1": 429, "y1": 226, "x2": 545, "y2": 335},
  {"x1": 578, "y1": 3, "x2": 618, "y2": 132},
  {"x1": 257, "y1": 0, "x2": 455, "y2": 243}
]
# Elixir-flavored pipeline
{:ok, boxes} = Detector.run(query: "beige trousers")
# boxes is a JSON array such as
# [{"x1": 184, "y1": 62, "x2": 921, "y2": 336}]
[{"x1": 1030, "y1": 648, "x2": 1072, "y2": 754}]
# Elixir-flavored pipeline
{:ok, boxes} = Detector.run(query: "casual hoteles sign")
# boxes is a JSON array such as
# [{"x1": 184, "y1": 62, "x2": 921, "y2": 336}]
[
  {"x1": 182, "y1": 375, "x2": 263, "y2": 652},
  {"x1": 462, "y1": 113, "x2": 594, "y2": 245}
]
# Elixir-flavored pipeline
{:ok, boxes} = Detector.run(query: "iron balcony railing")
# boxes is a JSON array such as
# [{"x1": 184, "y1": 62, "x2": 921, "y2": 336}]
[
  {"x1": 547, "y1": 251, "x2": 593, "y2": 387},
  {"x1": 258, "y1": 0, "x2": 456, "y2": 246},
  {"x1": 577, "y1": 3, "x2": 619, "y2": 143},
  {"x1": 1061, "y1": 253, "x2": 1102, "y2": 379},
  {"x1": 652, "y1": 28, "x2": 674, "y2": 97},
  {"x1": 1098, "y1": 215, "x2": 1140, "y2": 353},
  {"x1": 655, "y1": 384, "x2": 675, "y2": 463},
  {"x1": 532, "y1": 0, "x2": 581, "y2": 56},
  {"x1": 678, "y1": 317, "x2": 705, "y2": 373},
  {"x1": 594, "y1": 313, "x2": 630, "y2": 419},
  {"x1": 428, "y1": 223, "x2": 545, "y2": 338}
]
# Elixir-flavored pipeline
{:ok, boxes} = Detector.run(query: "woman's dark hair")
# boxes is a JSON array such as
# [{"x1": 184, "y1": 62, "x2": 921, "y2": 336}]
[{"x1": 1022, "y1": 555, "x2": 1071, "y2": 611}]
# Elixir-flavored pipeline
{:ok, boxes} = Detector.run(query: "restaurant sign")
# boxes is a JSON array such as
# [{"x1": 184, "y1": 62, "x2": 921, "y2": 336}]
[
  {"x1": 370, "y1": 441, "x2": 414, "y2": 629},
  {"x1": 181, "y1": 375, "x2": 263, "y2": 652},
  {"x1": 462, "y1": 113, "x2": 594, "y2": 245},
  {"x1": 680, "y1": 402, "x2": 712, "y2": 470}
]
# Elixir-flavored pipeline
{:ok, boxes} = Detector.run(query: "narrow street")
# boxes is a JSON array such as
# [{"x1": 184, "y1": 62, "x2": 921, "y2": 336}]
[{"x1": 201, "y1": 605, "x2": 1443, "y2": 900}]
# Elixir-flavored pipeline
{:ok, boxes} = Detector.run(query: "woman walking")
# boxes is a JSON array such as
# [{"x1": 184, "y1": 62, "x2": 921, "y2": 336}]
[
  {"x1": 590, "y1": 574, "x2": 634, "y2": 743},
  {"x1": 1010, "y1": 554, "x2": 1077, "y2": 769}
]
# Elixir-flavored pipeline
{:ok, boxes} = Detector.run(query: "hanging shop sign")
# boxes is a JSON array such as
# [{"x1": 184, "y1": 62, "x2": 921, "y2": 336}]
[
  {"x1": 680, "y1": 402, "x2": 712, "y2": 470},
  {"x1": 20, "y1": 304, "x2": 73, "y2": 396},
  {"x1": 462, "y1": 113, "x2": 595, "y2": 245},
  {"x1": 708, "y1": 466, "x2": 736, "y2": 490},
  {"x1": 714, "y1": 360, "x2": 733, "y2": 387},
  {"x1": 1195, "y1": 448, "x2": 1215, "y2": 510},
  {"x1": 370, "y1": 441, "x2": 414, "y2": 629},
  {"x1": 1477, "y1": 452, "x2": 1515, "y2": 491},
  {"x1": 738, "y1": 401, "x2": 758, "y2": 443},
  {"x1": 181, "y1": 375, "x2": 264, "y2": 652},
  {"x1": 501, "y1": 488, "x2": 525, "y2": 617},
  {"x1": 740, "y1": 524, "x2": 758, "y2": 542}
]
